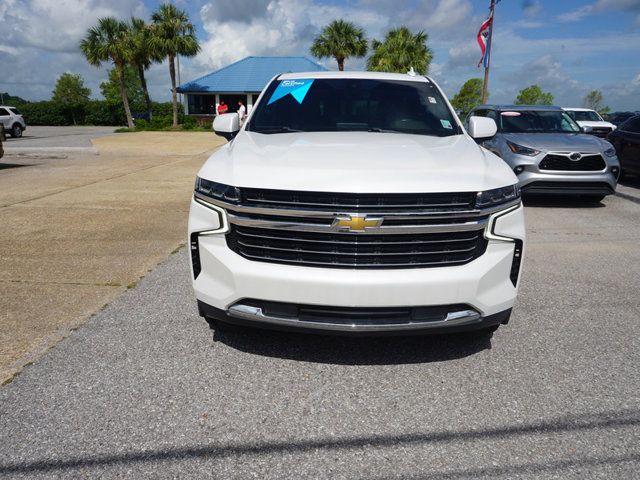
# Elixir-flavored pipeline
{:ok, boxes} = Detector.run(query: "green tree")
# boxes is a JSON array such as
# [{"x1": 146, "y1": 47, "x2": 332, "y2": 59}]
[
  {"x1": 310, "y1": 20, "x2": 367, "y2": 71},
  {"x1": 583, "y1": 90, "x2": 610, "y2": 116},
  {"x1": 451, "y1": 78, "x2": 484, "y2": 118},
  {"x1": 367, "y1": 27, "x2": 432, "y2": 75},
  {"x1": 80, "y1": 17, "x2": 135, "y2": 128},
  {"x1": 130, "y1": 17, "x2": 161, "y2": 119},
  {"x1": 150, "y1": 4, "x2": 200, "y2": 127},
  {"x1": 514, "y1": 85, "x2": 554, "y2": 105},
  {"x1": 51, "y1": 73, "x2": 91, "y2": 125},
  {"x1": 100, "y1": 65, "x2": 145, "y2": 109}
]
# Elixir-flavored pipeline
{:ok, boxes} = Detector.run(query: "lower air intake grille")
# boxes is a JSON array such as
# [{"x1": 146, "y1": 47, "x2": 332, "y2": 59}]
[{"x1": 226, "y1": 225, "x2": 488, "y2": 269}]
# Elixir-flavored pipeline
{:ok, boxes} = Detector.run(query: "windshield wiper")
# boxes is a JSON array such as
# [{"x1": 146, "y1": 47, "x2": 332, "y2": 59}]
[
  {"x1": 367, "y1": 128, "x2": 402, "y2": 133},
  {"x1": 252, "y1": 126, "x2": 303, "y2": 134}
]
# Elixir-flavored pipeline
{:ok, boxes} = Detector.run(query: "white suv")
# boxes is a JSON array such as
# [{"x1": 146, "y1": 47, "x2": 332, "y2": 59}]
[
  {"x1": 189, "y1": 72, "x2": 525, "y2": 336},
  {"x1": 563, "y1": 108, "x2": 616, "y2": 138},
  {"x1": 0, "y1": 106, "x2": 26, "y2": 138}
]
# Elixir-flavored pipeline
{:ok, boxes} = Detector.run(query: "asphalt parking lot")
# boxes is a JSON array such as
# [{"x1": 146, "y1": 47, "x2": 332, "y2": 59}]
[
  {"x1": 1, "y1": 192, "x2": 639, "y2": 478},
  {"x1": 3, "y1": 126, "x2": 115, "y2": 151}
]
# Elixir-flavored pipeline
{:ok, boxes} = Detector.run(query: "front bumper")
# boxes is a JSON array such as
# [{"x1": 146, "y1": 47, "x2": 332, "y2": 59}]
[
  {"x1": 189, "y1": 199, "x2": 525, "y2": 334},
  {"x1": 502, "y1": 151, "x2": 619, "y2": 195},
  {"x1": 198, "y1": 300, "x2": 512, "y2": 336}
]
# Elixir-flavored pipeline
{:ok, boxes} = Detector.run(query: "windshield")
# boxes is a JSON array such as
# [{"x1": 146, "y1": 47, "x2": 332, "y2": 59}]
[
  {"x1": 9, "y1": 108, "x2": 21, "y2": 115},
  {"x1": 247, "y1": 78, "x2": 460, "y2": 137},
  {"x1": 499, "y1": 110, "x2": 581, "y2": 133},
  {"x1": 566, "y1": 110, "x2": 601, "y2": 122}
]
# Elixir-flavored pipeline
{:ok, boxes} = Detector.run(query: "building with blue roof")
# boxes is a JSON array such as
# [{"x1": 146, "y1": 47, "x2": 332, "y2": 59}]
[{"x1": 177, "y1": 56, "x2": 328, "y2": 116}]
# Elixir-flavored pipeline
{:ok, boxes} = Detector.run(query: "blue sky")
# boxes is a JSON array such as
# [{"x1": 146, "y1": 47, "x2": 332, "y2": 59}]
[{"x1": 1, "y1": 0, "x2": 639, "y2": 110}]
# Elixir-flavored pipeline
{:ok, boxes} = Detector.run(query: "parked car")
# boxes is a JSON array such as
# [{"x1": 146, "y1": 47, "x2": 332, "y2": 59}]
[
  {"x1": 607, "y1": 115, "x2": 640, "y2": 178},
  {"x1": 0, "y1": 106, "x2": 26, "y2": 138},
  {"x1": 607, "y1": 111, "x2": 640, "y2": 127},
  {"x1": 190, "y1": 71, "x2": 525, "y2": 336},
  {"x1": 0, "y1": 125, "x2": 5, "y2": 158},
  {"x1": 563, "y1": 107, "x2": 616, "y2": 137},
  {"x1": 467, "y1": 104, "x2": 620, "y2": 201}
]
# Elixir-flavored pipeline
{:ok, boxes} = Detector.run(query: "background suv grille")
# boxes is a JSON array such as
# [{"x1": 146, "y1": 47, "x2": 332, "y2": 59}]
[
  {"x1": 226, "y1": 225, "x2": 488, "y2": 269},
  {"x1": 539, "y1": 154, "x2": 606, "y2": 171}
]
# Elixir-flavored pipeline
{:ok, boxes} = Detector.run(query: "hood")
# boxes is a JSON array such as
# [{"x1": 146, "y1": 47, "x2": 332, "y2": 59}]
[
  {"x1": 501, "y1": 132, "x2": 609, "y2": 152},
  {"x1": 198, "y1": 131, "x2": 516, "y2": 193},
  {"x1": 576, "y1": 120, "x2": 616, "y2": 130}
]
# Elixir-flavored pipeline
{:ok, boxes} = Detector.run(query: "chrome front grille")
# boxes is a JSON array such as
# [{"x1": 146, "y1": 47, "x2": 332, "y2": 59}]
[
  {"x1": 195, "y1": 188, "x2": 506, "y2": 269},
  {"x1": 226, "y1": 225, "x2": 488, "y2": 269},
  {"x1": 240, "y1": 188, "x2": 477, "y2": 212}
]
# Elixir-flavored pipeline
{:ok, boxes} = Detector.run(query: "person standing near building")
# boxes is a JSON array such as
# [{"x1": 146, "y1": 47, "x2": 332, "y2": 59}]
[
  {"x1": 237, "y1": 99, "x2": 247, "y2": 125},
  {"x1": 217, "y1": 100, "x2": 228, "y2": 116}
]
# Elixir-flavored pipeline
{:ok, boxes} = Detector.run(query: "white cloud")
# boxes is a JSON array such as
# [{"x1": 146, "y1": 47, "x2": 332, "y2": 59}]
[
  {"x1": 559, "y1": 0, "x2": 640, "y2": 24},
  {"x1": 1, "y1": 0, "x2": 146, "y2": 53}
]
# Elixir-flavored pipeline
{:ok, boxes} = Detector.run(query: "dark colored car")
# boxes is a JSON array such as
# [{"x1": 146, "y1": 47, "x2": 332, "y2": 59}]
[
  {"x1": 608, "y1": 115, "x2": 640, "y2": 177},
  {"x1": 607, "y1": 111, "x2": 640, "y2": 127},
  {"x1": 0, "y1": 125, "x2": 5, "y2": 159}
]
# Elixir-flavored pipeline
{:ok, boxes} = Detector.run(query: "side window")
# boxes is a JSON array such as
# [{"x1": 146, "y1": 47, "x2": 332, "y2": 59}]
[
  {"x1": 624, "y1": 118, "x2": 640, "y2": 133},
  {"x1": 0, "y1": 108, "x2": 9, "y2": 116}
]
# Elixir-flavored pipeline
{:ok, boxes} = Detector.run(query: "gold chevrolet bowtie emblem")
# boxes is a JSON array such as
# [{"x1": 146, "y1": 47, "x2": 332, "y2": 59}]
[{"x1": 333, "y1": 215, "x2": 383, "y2": 232}]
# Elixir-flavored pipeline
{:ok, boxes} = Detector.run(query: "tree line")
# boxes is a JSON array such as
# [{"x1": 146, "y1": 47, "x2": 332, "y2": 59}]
[
  {"x1": 80, "y1": 4, "x2": 199, "y2": 129},
  {"x1": 5, "y1": 14, "x2": 614, "y2": 128},
  {"x1": 310, "y1": 20, "x2": 432, "y2": 74},
  {"x1": 451, "y1": 80, "x2": 611, "y2": 119}
]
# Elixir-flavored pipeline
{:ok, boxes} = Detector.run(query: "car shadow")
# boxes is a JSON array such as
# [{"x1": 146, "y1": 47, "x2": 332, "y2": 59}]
[
  {"x1": 522, "y1": 195, "x2": 605, "y2": 208},
  {"x1": 0, "y1": 162, "x2": 31, "y2": 171},
  {"x1": 212, "y1": 327, "x2": 493, "y2": 365}
]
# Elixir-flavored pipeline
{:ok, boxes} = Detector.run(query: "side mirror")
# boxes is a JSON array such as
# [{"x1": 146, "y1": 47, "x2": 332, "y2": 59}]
[
  {"x1": 213, "y1": 113, "x2": 240, "y2": 141},
  {"x1": 467, "y1": 116, "x2": 497, "y2": 141}
]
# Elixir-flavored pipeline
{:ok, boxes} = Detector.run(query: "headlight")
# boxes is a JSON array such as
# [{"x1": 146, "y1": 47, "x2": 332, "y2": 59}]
[
  {"x1": 507, "y1": 141, "x2": 540, "y2": 156},
  {"x1": 477, "y1": 184, "x2": 521, "y2": 208},
  {"x1": 195, "y1": 177, "x2": 240, "y2": 204},
  {"x1": 604, "y1": 147, "x2": 617, "y2": 157},
  {"x1": 582, "y1": 126, "x2": 593, "y2": 132}
]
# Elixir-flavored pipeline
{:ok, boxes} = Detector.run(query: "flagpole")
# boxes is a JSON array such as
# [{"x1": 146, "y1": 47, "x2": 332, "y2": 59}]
[{"x1": 481, "y1": 0, "x2": 496, "y2": 104}]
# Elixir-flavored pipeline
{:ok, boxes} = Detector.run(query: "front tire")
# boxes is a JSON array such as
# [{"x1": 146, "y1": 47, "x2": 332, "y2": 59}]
[
  {"x1": 585, "y1": 194, "x2": 606, "y2": 203},
  {"x1": 11, "y1": 124, "x2": 22, "y2": 138}
]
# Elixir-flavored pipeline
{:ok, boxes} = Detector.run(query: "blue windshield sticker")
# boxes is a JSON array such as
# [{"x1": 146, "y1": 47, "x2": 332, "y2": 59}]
[
  {"x1": 440, "y1": 119, "x2": 453, "y2": 129},
  {"x1": 268, "y1": 79, "x2": 315, "y2": 105}
]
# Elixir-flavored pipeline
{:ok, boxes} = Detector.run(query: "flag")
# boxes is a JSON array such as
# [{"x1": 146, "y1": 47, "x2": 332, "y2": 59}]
[{"x1": 477, "y1": 13, "x2": 493, "y2": 68}]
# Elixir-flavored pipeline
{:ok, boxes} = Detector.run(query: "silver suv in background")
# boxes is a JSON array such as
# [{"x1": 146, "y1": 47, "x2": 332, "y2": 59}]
[
  {"x1": 467, "y1": 105, "x2": 620, "y2": 202},
  {"x1": 0, "y1": 106, "x2": 26, "y2": 138}
]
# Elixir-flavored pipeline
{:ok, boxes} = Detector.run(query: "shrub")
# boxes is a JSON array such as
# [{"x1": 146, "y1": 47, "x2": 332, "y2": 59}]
[
  {"x1": 149, "y1": 114, "x2": 173, "y2": 129},
  {"x1": 134, "y1": 118, "x2": 149, "y2": 130},
  {"x1": 19, "y1": 101, "x2": 68, "y2": 126},
  {"x1": 84, "y1": 101, "x2": 126, "y2": 126},
  {"x1": 181, "y1": 115, "x2": 197, "y2": 130}
]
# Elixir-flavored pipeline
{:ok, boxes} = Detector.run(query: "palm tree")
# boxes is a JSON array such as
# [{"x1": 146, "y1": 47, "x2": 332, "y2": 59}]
[
  {"x1": 80, "y1": 17, "x2": 135, "y2": 129},
  {"x1": 130, "y1": 17, "x2": 161, "y2": 120},
  {"x1": 367, "y1": 27, "x2": 433, "y2": 75},
  {"x1": 310, "y1": 20, "x2": 367, "y2": 71},
  {"x1": 150, "y1": 4, "x2": 200, "y2": 127}
]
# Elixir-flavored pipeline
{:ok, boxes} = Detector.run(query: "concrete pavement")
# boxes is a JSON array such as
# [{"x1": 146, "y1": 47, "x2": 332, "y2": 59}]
[
  {"x1": 0, "y1": 194, "x2": 639, "y2": 478},
  {"x1": 0, "y1": 132, "x2": 225, "y2": 383}
]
